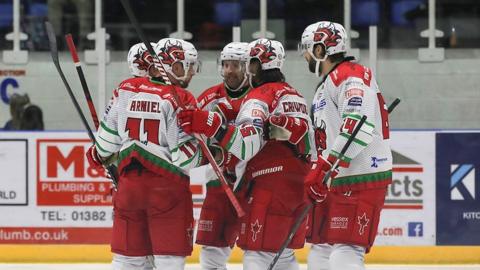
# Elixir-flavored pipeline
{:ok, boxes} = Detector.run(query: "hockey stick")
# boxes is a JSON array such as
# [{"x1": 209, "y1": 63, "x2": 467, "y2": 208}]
[
  {"x1": 388, "y1": 98, "x2": 401, "y2": 114},
  {"x1": 119, "y1": 0, "x2": 245, "y2": 217},
  {"x1": 45, "y1": 21, "x2": 119, "y2": 189},
  {"x1": 268, "y1": 98, "x2": 401, "y2": 270},
  {"x1": 65, "y1": 34, "x2": 100, "y2": 129}
]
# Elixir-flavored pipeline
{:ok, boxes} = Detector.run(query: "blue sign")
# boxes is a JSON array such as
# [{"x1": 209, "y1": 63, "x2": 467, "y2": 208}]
[
  {"x1": 408, "y1": 222, "x2": 423, "y2": 237},
  {"x1": 436, "y1": 133, "x2": 480, "y2": 245},
  {"x1": 1, "y1": 77, "x2": 19, "y2": 104}
]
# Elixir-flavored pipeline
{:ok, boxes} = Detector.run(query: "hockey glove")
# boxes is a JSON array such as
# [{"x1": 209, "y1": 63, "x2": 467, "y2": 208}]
[
  {"x1": 213, "y1": 102, "x2": 236, "y2": 122},
  {"x1": 86, "y1": 145, "x2": 104, "y2": 171},
  {"x1": 304, "y1": 155, "x2": 338, "y2": 203},
  {"x1": 268, "y1": 114, "x2": 308, "y2": 145},
  {"x1": 178, "y1": 109, "x2": 223, "y2": 138}
]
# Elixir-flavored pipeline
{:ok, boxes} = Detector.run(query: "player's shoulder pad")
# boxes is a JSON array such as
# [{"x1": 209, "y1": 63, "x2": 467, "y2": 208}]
[
  {"x1": 175, "y1": 86, "x2": 197, "y2": 109},
  {"x1": 117, "y1": 76, "x2": 147, "y2": 91},
  {"x1": 246, "y1": 82, "x2": 303, "y2": 112},
  {"x1": 197, "y1": 83, "x2": 224, "y2": 109},
  {"x1": 330, "y1": 61, "x2": 372, "y2": 87}
]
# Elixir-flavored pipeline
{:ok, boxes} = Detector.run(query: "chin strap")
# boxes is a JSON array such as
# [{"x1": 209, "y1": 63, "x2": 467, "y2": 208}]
[{"x1": 225, "y1": 74, "x2": 248, "y2": 92}]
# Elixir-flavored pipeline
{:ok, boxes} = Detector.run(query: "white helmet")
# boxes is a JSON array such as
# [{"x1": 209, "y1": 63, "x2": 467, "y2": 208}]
[
  {"x1": 127, "y1": 42, "x2": 154, "y2": 77},
  {"x1": 220, "y1": 42, "x2": 249, "y2": 62},
  {"x1": 300, "y1": 21, "x2": 347, "y2": 65},
  {"x1": 153, "y1": 38, "x2": 200, "y2": 82},
  {"x1": 246, "y1": 38, "x2": 285, "y2": 71}
]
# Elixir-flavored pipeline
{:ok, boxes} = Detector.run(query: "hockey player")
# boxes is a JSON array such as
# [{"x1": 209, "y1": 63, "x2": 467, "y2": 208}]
[
  {"x1": 194, "y1": 42, "x2": 250, "y2": 270},
  {"x1": 179, "y1": 38, "x2": 314, "y2": 270},
  {"x1": 86, "y1": 38, "x2": 203, "y2": 270},
  {"x1": 299, "y1": 21, "x2": 392, "y2": 270}
]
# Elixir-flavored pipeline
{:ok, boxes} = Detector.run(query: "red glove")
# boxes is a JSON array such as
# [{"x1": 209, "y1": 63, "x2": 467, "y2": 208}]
[
  {"x1": 268, "y1": 114, "x2": 308, "y2": 144},
  {"x1": 304, "y1": 155, "x2": 338, "y2": 203},
  {"x1": 86, "y1": 145, "x2": 104, "y2": 171},
  {"x1": 214, "y1": 102, "x2": 236, "y2": 122},
  {"x1": 178, "y1": 109, "x2": 223, "y2": 138}
]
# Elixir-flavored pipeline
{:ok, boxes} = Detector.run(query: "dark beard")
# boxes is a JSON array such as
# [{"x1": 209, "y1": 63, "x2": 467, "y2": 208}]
[{"x1": 308, "y1": 58, "x2": 319, "y2": 74}]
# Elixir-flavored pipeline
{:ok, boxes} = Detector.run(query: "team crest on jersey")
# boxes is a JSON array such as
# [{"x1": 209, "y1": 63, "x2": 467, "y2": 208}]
[
  {"x1": 314, "y1": 22, "x2": 342, "y2": 48},
  {"x1": 249, "y1": 40, "x2": 277, "y2": 64},
  {"x1": 158, "y1": 40, "x2": 185, "y2": 66},
  {"x1": 133, "y1": 50, "x2": 152, "y2": 71}
]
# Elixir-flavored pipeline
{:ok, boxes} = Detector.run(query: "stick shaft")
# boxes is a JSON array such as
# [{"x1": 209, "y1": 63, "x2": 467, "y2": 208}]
[{"x1": 65, "y1": 34, "x2": 100, "y2": 129}]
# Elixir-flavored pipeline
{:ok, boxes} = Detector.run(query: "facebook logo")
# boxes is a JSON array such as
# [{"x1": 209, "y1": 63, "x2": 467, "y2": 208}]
[{"x1": 408, "y1": 222, "x2": 423, "y2": 237}]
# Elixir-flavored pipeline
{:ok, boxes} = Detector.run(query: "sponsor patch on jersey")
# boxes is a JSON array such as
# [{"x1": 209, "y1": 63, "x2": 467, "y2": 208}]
[
  {"x1": 198, "y1": 220, "x2": 213, "y2": 232},
  {"x1": 347, "y1": 96, "x2": 363, "y2": 106},
  {"x1": 371, "y1": 156, "x2": 388, "y2": 168},
  {"x1": 345, "y1": 88, "x2": 364, "y2": 98},
  {"x1": 251, "y1": 109, "x2": 266, "y2": 120},
  {"x1": 330, "y1": 216, "x2": 348, "y2": 229},
  {"x1": 312, "y1": 98, "x2": 326, "y2": 112},
  {"x1": 252, "y1": 118, "x2": 264, "y2": 129}
]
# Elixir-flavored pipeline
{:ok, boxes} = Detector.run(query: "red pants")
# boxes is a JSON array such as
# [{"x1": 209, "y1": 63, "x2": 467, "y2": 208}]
[
  {"x1": 111, "y1": 167, "x2": 194, "y2": 257},
  {"x1": 236, "y1": 150, "x2": 309, "y2": 252},
  {"x1": 306, "y1": 188, "x2": 387, "y2": 251},
  {"x1": 195, "y1": 185, "x2": 239, "y2": 247}
]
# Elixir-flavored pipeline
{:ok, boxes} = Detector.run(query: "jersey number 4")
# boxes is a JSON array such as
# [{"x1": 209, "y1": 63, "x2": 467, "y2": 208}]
[{"x1": 125, "y1": 117, "x2": 160, "y2": 145}]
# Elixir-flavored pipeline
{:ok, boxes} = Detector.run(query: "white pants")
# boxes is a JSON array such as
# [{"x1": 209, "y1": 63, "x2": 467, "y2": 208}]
[
  {"x1": 243, "y1": 249, "x2": 299, "y2": 270},
  {"x1": 307, "y1": 243, "x2": 366, "y2": 270},
  {"x1": 199, "y1": 246, "x2": 232, "y2": 270},
  {"x1": 112, "y1": 253, "x2": 185, "y2": 270}
]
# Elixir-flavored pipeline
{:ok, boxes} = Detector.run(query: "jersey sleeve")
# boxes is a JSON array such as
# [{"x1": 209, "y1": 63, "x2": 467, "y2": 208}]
[
  {"x1": 215, "y1": 98, "x2": 268, "y2": 161},
  {"x1": 272, "y1": 92, "x2": 316, "y2": 157},
  {"x1": 167, "y1": 90, "x2": 203, "y2": 173},
  {"x1": 95, "y1": 88, "x2": 122, "y2": 158},
  {"x1": 328, "y1": 76, "x2": 378, "y2": 167}
]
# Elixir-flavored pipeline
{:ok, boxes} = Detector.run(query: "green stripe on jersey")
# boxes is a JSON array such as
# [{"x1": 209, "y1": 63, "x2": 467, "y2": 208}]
[
  {"x1": 331, "y1": 170, "x2": 392, "y2": 187},
  {"x1": 119, "y1": 144, "x2": 186, "y2": 177},
  {"x1": 340, "y1": 133, "x2": 368, "y2": 146},
  {"x1": 98, "y1": 134, "x2": 121, "y2": 146},
  {"x1": 330, "y1": 150, "x2": 352, "y2": 163},
  {"x1": 342, "y1": 113, "x2": 375, "y2": 128},
  {"x1": 100, "y1": 122, "x2": 119, "y2": 136}
]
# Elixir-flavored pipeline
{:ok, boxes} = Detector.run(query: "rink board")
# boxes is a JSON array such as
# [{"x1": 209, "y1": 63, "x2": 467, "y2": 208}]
[
  {"x1": 0, "y1": 131, "x2": 479, "y2": 263},
  {"x1": 0, "y1": 245, "x2": 479, "y2": 263}
]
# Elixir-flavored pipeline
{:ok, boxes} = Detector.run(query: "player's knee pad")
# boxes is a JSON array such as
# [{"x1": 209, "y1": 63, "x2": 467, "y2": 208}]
[
  {"x1": 307, "y1": 244, "x2": 331, "y2": 270},
  {"x1": 329, "y1": 244, "x2": 366, "y2": 270},
  {"x1": 111, "y1": 253, "x2": 147, "y2": 270},
  {"x1": 153, "y1": 255, "x2": 185, "y2": 270},
  {"x1": 200, "y1": 246, "x2": 231, "y2": 270}
]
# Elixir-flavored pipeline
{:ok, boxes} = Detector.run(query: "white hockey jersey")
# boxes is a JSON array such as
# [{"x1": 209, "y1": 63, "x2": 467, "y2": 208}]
[
  {"x1": 311, "y1": 60, "x2": 392, "y2": 192},
  {"x1": 95, "y1": 77, "x2": 202, "y2": 180}
]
